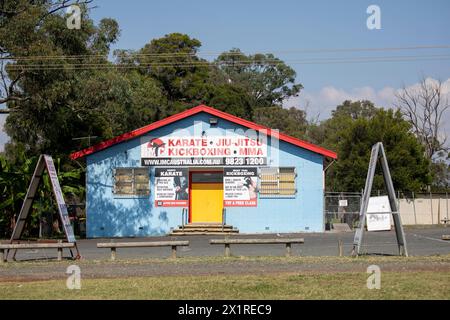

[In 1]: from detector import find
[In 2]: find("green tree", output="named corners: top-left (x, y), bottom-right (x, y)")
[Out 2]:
top-left (253, 106), bottom-right (308, 140)
top-left (332, 100), bottom-right (378, 120)
top-left (186, 82), bottom-right (254, 119)
top-left (1, 1), bottom-right (168, 157)
top-left (1, 1), bottom-right (100, 107)
top-left (216, 49), bottom-right (303, 108)
top-left (118, 32), bottom-right (211, 111)
top-left (326, 108), bottom-right (431, 192)
top-left (66, 69), bottom-right (167, 143)
top-left (430, 153), bottom-right (450, 192)
top-left (309, 100), bottom-right (378, 151)
top-left (120, 34), bottom-right (303, 119)
top-left (2, 1), bottom-right (118, 154)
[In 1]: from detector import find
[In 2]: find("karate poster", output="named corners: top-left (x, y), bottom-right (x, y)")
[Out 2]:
top-left (154, 168), bottom-right (189, 207)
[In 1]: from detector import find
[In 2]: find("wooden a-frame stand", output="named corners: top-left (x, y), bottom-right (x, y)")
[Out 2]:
top-left (351, 142), bottom-right (408, 257)
top-left (8, 154), bottom-right (81, 260)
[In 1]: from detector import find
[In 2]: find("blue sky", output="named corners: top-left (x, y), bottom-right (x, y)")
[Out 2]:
top-left (92, 0), bottom-right (450, 138)
top-left (1, 0), bottom-right (450, 150)
top-left (88, 0), bottom-right (450, 90)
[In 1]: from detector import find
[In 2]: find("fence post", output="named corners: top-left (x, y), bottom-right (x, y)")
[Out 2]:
top-left (430, 191), bottom-right (434, 225)
top-left (182, 208), bottom-right (185, 231)
top-left (438, 197), bottom-right (441, 225)
top-left (447, 192), bottom-right (449, 223)
top-left (222, 208), bottom-right (226, 232)
top-left (224, 243), bottom-right (231, 257)
top-left (171, 246), bottom-right (177, 259)
top-left (57, 240), bottom-right (63, 261)
top-left (359, 191), bottom-right (363, 229)
top-left (412, 192), bottom-right (417, 225)
top-left (110, 239), bottom-right (116, 261)
top-left (285, 243), bottom-right (292, 257)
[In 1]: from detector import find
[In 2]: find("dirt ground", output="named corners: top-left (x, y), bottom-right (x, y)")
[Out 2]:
top-left (1, 226), bottom-right (449, 283)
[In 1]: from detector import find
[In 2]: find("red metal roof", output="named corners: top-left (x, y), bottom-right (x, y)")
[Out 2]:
top-left (70, 105), bottom-right (337, 160)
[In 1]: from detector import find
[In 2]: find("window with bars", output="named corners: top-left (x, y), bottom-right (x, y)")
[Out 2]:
top-left (259, 167), bottom-right (297, 197)
top-left (113, 168), bottom-right (150, 196)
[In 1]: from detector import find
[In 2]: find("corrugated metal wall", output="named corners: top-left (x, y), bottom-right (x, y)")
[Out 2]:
top-left (399, 193), bottom-right (450, 225)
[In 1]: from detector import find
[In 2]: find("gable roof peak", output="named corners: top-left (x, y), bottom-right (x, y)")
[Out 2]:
top-left (70, 104), bottom-right (337, 160)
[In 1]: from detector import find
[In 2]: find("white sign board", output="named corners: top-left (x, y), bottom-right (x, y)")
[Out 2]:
top-left (339, 200), bottom-right (348, 207)
top-left (44, 155), bottom-right (77, 242)
top-left (141, 134), bottom-right (267, 166)
top-left (366, 196), bottom-right (392, 231)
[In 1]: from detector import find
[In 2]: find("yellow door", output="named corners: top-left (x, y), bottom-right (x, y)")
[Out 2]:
top-left (191, 183), bottom-right (223, 223)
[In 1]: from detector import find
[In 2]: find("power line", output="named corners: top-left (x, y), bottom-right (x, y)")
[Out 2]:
top-left (1, 44), bottom-right (450, 61)
top-left (7, 54), bottom-right (450, 71)
top-left (10, 53), bottom-right (450, 65)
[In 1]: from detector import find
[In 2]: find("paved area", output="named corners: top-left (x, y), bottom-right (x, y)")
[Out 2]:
top-left (1, 227), bottom-right (449, 282)
top-left (4, 226), bottom-right (450, 261)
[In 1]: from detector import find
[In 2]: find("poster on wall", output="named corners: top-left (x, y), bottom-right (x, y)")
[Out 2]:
top-left (154, 168), bottom-right (189, 207)
top-left (141, 135), bottom-right (267, 167)
top-left (223, 167), bottom-right (258, 207)
top-left (366, 196), bottom-right (392, 231)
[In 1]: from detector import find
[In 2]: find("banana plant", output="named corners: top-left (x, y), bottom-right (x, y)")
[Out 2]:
top-left (0, 154), bottom-right (37, 238)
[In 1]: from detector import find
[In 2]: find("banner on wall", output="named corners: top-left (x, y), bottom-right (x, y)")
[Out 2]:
top-left (223, 167), bottom-right (258, 207)
top-left (154, 168), bottom-right (189, 207)
top-left (141, 135), bottom-right (267, 166)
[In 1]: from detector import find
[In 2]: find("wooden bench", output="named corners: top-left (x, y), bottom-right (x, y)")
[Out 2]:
top-left (209, 238), bottom-right (305, 257)
top-left (0, 242), bottom-right (76, 263)
top-left (97, 240), bottom-right (190, 260)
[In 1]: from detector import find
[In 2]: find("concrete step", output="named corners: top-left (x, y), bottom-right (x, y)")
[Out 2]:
top-left (172, 228), bottom-right (239, 233)
top-left (170, 223), bottom-right (239, 236)
top-left (331, 223), bottom-right (352, 233)
top-left (170, 230), bottom-right (239, 236)
top-left (180, 224), bottom-right (234, 230)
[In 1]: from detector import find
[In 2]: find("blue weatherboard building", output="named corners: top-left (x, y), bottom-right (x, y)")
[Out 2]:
top-left (71, 105), bottom-right (337, 238)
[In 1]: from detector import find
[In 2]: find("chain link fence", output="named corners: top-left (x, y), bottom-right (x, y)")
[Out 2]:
top-left (324, 191), bottom-right (450, 230)
top-left (324, 192), bottom-right (362, 230)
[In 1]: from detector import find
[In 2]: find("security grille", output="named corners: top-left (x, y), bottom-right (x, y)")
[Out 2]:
top-left (324, 192), bottom-right (362, 230)
top-left (113, 168), bottom-right (150, 196)
top-left (259, 167), bottom-right (297, 197)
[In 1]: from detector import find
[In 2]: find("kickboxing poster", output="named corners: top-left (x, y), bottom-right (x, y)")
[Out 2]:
top-left (223, 167), bottom-right (258, 207)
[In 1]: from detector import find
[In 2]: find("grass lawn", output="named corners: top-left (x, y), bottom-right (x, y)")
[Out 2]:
top-left (1, 254), bottom-right (450, 268)
top-left (0, 270), bottom-right (449, 300)
top-left (1, 255), bottom-right (449, 299)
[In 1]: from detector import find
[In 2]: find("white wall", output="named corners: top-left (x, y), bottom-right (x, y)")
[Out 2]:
top-left (399, 195), bottom-right (450, 225)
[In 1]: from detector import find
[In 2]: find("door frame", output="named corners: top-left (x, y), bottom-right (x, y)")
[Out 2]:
top-left (188, 169), bottom-right (224, 223)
